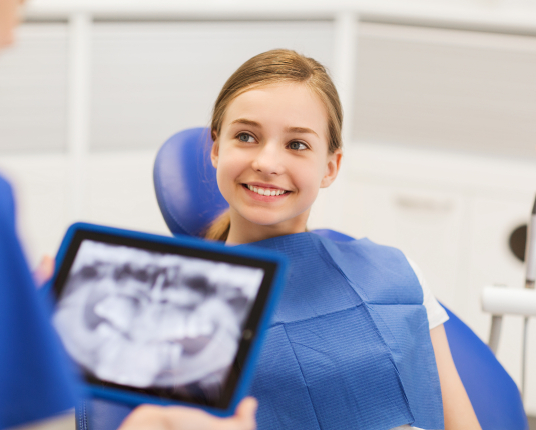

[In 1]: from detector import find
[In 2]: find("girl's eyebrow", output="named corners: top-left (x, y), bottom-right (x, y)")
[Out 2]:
top-left (286, 126), bottom-right (318, 137)
top-left (230, 119), bottom-right (319, 137)
top-left (230, 118), bottom-right (260, 127)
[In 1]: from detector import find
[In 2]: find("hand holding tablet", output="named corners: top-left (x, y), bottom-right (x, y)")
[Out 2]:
top-left (47, 223), bottom-right (287, 416)
top-left (118, 397), bottom-right (257, 430)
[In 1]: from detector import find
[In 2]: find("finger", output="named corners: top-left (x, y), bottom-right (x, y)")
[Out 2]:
top-left (34, 255), bottom-right (55, 288)
top-left (227, 397), bottom-right (257, 430)
top-left (119, 405), bottom-right (169, 430)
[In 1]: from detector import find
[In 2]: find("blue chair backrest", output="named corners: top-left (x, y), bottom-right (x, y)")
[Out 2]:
top-left (153, 127), bottom-right (228, 237)
top-left (442, 307), bottom-right (527, 430)
top-left (81, 127), bottom-right (528, 430)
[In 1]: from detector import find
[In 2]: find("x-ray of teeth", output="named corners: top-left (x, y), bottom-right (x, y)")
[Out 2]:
top-left (53, 239), bottom-right (264, 397)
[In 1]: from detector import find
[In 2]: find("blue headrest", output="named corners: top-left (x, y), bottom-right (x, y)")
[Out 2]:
top-left (153, 127), bottom-right (229, 237)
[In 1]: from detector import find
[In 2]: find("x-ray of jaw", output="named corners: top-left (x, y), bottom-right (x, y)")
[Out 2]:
top-left (53, 240), bottom-right (264, 397)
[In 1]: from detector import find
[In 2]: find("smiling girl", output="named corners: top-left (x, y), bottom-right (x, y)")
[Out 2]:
top-left (206, 49), bottom-right (481, 430)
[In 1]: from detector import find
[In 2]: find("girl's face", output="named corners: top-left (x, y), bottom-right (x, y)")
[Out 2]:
top-left (211, 83), bottom-right (342, 244)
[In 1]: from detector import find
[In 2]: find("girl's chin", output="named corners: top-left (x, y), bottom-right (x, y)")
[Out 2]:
top-left (239, 213), bottom-right (306, 231)
top-left (243, 217), bottom-right (286, 228)
top-left (230, 204), bottom-right (311, 232)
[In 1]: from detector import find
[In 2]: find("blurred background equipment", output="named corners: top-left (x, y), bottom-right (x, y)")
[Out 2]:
top-left (1, 0), bottom-right (536, 423)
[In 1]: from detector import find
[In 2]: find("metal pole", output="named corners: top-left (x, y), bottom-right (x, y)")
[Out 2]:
top-left (521, 197), bottom-right (536, 401)
top-left (488, 315), bottom-right (502, 355)
top-left (333, 10), bottom-right (358, 146)
top-left (521, 316), bottom-right (529, 401)
top-left (67, 12), bottom-right (92, 223)
top-left (323, 11), bottom-right (358, 229)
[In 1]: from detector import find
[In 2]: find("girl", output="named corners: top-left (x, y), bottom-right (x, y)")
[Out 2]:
top-left (206, 49), bottom-right (481, 430)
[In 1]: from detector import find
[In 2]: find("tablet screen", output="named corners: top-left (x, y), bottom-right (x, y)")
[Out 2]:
top-left (52, 230), bottom-right (277, 409)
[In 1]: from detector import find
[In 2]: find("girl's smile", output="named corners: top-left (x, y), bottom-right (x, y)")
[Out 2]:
top-left (242, 183), bottom-right (290, 200)
top-left (211, 82), bottom-right (342, 244)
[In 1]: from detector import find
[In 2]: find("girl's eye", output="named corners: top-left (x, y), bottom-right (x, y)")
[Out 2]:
top-left (237, 133), bottom-right (255, 143)
top-left (288, 141), bottom-right (308, 151)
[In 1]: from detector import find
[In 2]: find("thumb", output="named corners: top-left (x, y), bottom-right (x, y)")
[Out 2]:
top-left (227, 397), bottom-right (257, 430)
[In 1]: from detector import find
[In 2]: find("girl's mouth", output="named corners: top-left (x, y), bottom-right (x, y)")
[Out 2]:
top-left (242, 184), bottom-right (289, 197)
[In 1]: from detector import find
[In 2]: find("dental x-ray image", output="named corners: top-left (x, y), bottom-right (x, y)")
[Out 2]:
top-left (53, 239), bottom-right (265, 403)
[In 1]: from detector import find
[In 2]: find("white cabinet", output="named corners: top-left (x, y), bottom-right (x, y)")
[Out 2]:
top-left (85, 151), bottom-right (169, 234)
top-left (0, 23), bottom-right (68, 153)
top-left (339, 180), bottom-right (465, 311)
top-left (0, 155), bottom-right (69, 265)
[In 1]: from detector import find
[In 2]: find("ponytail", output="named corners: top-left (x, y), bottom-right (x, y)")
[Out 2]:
top-left (204, 210), bottom-right (230, 242)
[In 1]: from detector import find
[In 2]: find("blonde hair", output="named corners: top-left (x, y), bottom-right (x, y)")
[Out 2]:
top-left (205, 49), bottom-right (343, 241)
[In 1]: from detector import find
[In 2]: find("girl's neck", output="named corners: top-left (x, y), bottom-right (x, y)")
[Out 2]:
top-left (225, 209), bottom-right (310, 245)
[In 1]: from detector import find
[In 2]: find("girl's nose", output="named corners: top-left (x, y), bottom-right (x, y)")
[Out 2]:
top-left (251, 142), bottom-right (284, 175)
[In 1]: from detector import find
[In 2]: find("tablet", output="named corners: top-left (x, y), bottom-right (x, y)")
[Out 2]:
top-left (49, 222), bottom-right (287, 415)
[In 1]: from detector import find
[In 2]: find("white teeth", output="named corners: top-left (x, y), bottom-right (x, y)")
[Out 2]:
top-left (247, 184), bottom-right (286, 196)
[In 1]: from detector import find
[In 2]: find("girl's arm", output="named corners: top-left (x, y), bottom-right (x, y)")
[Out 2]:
top-left (430, 324), bottom-right (482, 430)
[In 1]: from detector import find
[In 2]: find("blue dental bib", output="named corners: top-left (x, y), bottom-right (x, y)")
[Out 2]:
top-left (243, 232), bottom-right (443, 430)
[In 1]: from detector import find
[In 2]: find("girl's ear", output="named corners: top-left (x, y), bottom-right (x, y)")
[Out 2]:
top-left (320, 149), bottom-right (342, 188)
top-left (210, 139), bottom-right (219, 168)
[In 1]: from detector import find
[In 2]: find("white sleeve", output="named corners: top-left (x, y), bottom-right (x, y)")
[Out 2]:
top-left (406, 257), bottom-right (449, 330)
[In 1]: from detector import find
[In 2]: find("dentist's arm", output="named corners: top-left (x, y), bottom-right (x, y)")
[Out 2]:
top-left (118, 397), bottom-right (257, 430)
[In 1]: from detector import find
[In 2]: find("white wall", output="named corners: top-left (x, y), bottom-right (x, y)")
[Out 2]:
top-left (1, 0), bottom-right (536, 415)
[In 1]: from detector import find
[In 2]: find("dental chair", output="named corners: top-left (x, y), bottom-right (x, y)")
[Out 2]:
top-left (80, 127), bottom-right (528, 430)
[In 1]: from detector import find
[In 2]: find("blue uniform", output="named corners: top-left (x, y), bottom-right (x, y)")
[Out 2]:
top-left (0, 175), bottom-right (78, 429)
top-left (243, 232), bottom-right (444, 430)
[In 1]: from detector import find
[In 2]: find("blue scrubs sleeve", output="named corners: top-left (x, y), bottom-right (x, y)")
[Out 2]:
top-left (0, 175), bottom-right (79, 430)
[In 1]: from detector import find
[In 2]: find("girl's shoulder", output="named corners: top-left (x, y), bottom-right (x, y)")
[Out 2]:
top-left (314, 232), bottom-right (449, 327)
top-left (311, 231), bottom-right (409, 271)
top-left (311, 232), bottom-right (424, 304)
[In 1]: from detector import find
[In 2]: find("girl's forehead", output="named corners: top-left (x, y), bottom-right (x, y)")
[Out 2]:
top-left (232, 82), bottom-right (322, 110)
top-left (223, 83), bottom-right (329, 136)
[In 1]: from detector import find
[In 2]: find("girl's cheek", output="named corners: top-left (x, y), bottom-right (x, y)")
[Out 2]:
top-left (221, 149), bottom-right (250, 170)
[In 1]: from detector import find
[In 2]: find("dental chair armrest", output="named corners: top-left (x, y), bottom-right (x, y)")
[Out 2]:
top-left (481, 285), bottom-right (536, 317)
